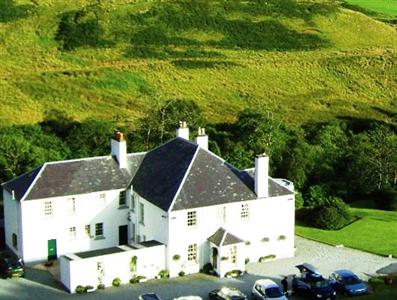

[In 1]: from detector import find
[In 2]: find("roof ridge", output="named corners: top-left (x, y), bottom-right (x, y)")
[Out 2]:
top-left (220, 228), bottom-right (227, 246)
top-left (167, 144), bottom-right (200, 212)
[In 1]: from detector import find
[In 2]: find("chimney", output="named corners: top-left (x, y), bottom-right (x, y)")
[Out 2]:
top-left (195, 127), bottom-right (208, 150)
top-left (176, 121), bottom-right (189, 140)
top-left (111, 130), bottom-right (127, 168)
top-left (255, 153), bottom-right (269, 198)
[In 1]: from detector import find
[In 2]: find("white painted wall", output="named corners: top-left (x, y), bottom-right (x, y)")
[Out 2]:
top-left (20, 189), bottom-right (131, 262)
top-left (3, 190), bottom-right (23, 258)
top-left (60, 244), bottom-right (166, 293)
top-left (167, 191), bottom-right (295, 276)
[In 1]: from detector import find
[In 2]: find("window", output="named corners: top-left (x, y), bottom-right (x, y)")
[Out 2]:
top-left (139, 203), bottom-right (145, 225)
top-left (187, 243), bottom-right (197, 262)
top-left (67, 198), bottom-right (75, 214)
top-left (131, 223), bottom-right (136, 241)
top-left (85, 225), bottom-right (91, 237)
top-left (217, 206), bottom-right (226, 223)
top-left (187, 211), bottom-right (197, 226)
top-left (95, 223), bottom-right (104, 237)
top-left (69, 227), bottom-right (76, 238)
top-left (44, 201), bottom-right (53, 216)
top-left (230, 246), bottom-right (237, 263)
top-left (241, 204), bottom-right (249, 219)
top-left (142, 235), bottom-right (146, 242)
top-left (119, 191), bottom-right (126, 207)
top-left (131, 192), bottom-right (136, 212)
top-left (12, 233), bottom-right (17, 250)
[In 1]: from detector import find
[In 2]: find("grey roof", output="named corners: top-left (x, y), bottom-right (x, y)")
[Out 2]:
top-left (139, 240), bottom-right (164, 247)
top-left (132, 138), bottom-right (198, 211)
top-left (75, 246), bottom-right (125, 259)
top-left (208, 227), bottom-right (244, 246)
top-left (2, 154), bottom-right (145, 201)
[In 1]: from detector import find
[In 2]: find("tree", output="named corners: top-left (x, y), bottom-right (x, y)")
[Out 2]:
top-left (310, 197), bottom-right (352, 230)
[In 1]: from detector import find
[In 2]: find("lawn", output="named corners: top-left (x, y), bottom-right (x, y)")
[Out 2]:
top-left (361, 277), bottom-right (397, 300)
top-left (296, 207), bottom-right (397, 257)
top-left (344, 0), bottom-right (397, 20)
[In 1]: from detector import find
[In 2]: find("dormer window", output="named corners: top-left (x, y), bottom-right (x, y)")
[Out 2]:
top-left (187, 211), bottom-right (197, 227)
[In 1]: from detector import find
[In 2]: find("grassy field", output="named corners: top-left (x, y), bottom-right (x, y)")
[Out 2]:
top-left (296, 206), bottom-right (397, 257)
top-left (0, 0), bottom-right (397, 127)
top-left (344, 0), bottom-right (397, 20)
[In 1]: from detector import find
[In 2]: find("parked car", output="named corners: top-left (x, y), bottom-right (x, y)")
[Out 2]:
top-left (252, 279), bottom-right (288, 300)
top-left (209, 287), bottom-right (247, 300)
top-left (139, 293), bottom-right (162, 300)
top-left (292, 263), bottom-right (336, 300)
top-left (0, 256), bottom-right (25, 278)
top-left (174, 297), bottom-right (203, 300)
top-left (329, 269), bottom-right (369, 296)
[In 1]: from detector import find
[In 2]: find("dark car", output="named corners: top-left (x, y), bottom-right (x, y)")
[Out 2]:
top-left (0, 256), bottom-right (25, 278)
top-left (292, 263), bottom-right (336, 300)
top-left (139, 293), bottom-right (162, 300)
top-left (329, 269), bottom-right (369, 296)
top-left (209, 287), bottom-right (247, 300)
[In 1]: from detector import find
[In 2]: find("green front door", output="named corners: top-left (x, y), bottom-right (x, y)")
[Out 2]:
top-left (47, 239), bottom-right (57, 260)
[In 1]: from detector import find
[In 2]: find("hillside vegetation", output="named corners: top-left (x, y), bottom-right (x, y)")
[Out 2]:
top-left (0, 0), bottom-right (397, 126)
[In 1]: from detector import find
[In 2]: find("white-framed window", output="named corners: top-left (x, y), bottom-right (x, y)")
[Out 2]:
top-left (217, 206), bottom-right (226, 223)
top-left (44, 201), bottom-right (53, 216)
top-left (67, 198), bottom-right (76, 214)
top-left (139, 203), bottom-right (145, 225)
top-left (12, 233), bottom-right (17, 250)
top-left (241, 204), bottom-right (249, 219)
top-left (69, 226), bottom-right (76, 238)
top-left (85, 224), bottom-right (91, 237)
top-left (131, 223), bottom-right (136, 241)
top-left (188, 243), bottom-right (197, 262)
top-left (187, 210), bottom-right (197, 226)
top-left (230, 245), bottom-right (237, 263)
top-left (119, 190), bottom-right (126, 207)
top-left (95, 223), bottom-right (104, 237)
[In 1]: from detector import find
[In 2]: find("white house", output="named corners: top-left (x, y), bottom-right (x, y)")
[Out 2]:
top-left (2, 123), bottom-right (295, 291)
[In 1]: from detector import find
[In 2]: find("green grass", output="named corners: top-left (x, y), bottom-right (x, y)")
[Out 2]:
top-left (0, 0), bottom-right (397, 126)
top-left (361, 277), bottom-right (397, 300)
top-left (296, 206), bottom-right (397, 257)
top-left (344, 0), bottom-right (397, 20)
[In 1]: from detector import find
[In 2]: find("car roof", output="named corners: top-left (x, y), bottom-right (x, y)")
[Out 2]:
top-left (140, 293), bottom-right (162, 300)
top-left (334, 269), bottom-right (356, 277)
top-left (174, 297), bottom-right (203, 300)
top-left (218, 287), bottom-right (244, 296)
top-left (254, 279), bottom-right (279, 288)
top-left (296, 263), bottom-right (321, 274)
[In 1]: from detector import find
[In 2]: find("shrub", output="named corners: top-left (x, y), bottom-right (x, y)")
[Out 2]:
top-left (173, 254), bottom-right (180, 261)
top-left (372, 189), bottom-right (397, 211)
top-left (75, 285), bottom-right (86, 294)
top-left (311, 197), bottom-right (352, 230)
top-left (112, 277), bottom-right (121, 287)
top-left (295, 191), bottom-right (304, 209)
top-left (221, 256), bottom-right (228, 261)
top-left (158, 269), bottom-right (169, 278)
top-left (178, 271), bottom-right (185, 277)
top-left (245, 258), bottom-right (250, 264)
top-left (130, 275), bottom-right (146, 284)
top-left (200, 263), bottom-right (214, 275)
top-left (259, 255), bottom-right (276, 263)
top-left (224, 269), bottom-right (242, 278)
top-left (305, 185), bottom-right (329, 207)
top-left (97, 283), bottom-right (105, 290)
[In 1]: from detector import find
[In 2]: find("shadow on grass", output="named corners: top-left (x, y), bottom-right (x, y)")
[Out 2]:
top-left (0, 0), bottom-right (35, 23)
top-left (171, 59), bottom-right (240, 69)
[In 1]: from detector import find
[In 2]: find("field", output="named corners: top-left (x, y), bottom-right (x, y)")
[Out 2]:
top-left (0, 0), bottom-right (397, 127)
top-left (296, 206), bottom-right (397, 257)
top-left (344, 0), bottom-right (397, 20)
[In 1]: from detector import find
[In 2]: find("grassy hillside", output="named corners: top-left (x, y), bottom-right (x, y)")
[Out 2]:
top-left (344, 0), bottom-right (397, 20)
top-left (1, 0), bottom-right (397, 126)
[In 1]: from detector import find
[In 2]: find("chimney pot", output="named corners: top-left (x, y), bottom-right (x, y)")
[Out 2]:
top-left (176, 121), bottom-right (190, 140)
top-left (111, 130), bottom-right (127, 168)
top-left (195, 127), bottom-right (208, 150)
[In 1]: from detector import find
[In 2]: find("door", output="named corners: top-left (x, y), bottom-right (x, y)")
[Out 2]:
top-left (212, 247), bottom-right (218, 269)
top-left (119, 225), bottom-right (128, 245)
top-left (47, 239), bottom-right (57, 260)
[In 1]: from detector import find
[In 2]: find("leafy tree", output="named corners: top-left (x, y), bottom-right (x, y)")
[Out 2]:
top-left (305, 184), bottom-right (329, 207)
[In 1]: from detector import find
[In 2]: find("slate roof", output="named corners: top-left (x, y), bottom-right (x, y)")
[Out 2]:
top-left (132, 138), bottom-right (198, 211)
top-left (208, 227), bottom-right (244, 246)
top-left (2, 154), bottom-right (145, 201)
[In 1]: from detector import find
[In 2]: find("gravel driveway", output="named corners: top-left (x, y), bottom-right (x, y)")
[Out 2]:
top-left (0, 236), bottom-right (395, 299)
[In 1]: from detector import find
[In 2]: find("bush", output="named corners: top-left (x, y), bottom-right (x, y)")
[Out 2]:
top-left (75, 285), bottom-right (86, 294)
top-left (158, 269), bottom-right (169, 278)
top-left (305, 185), bottom-right (329, 207)
top-left (97, 283), bottom-right (105, 290)
top-left (311, 197), bottom-right (352, 230)
top-left (295, 191), bottom-right (304, 209)
top-left (224, 269), bottom-right (242, 278)
top-left (259, 255), bottom-right (276, 262)
top-left (372, 189), bottom-right (397, 211)
top-left (172, 254), bottom-right (180, 261)
top-left (112, 277), bottom-right (121, 287)
top-left (129, 275), bottom-right (146, 284)
top-left (200, 263), bottom-right (214, 275)
top-left (178, 271), bottom-right (185, 277)
top-left (245, 258), bottom-right (250, 264)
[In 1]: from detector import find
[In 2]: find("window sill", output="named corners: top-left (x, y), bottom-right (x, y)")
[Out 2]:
top-left (94, 236), bottom-right (105, 240)
top-left (118, 205), bottom-right (129, 210)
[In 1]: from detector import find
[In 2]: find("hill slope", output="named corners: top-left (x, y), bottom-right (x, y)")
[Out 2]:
top-left (1, 0), bottom-right (397, 126)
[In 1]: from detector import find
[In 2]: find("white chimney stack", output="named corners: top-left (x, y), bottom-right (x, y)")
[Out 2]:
top-left (255, 153), bottom-right (269, 198)
top-left (111, 130), bottom-right (127, 168)
top-left (176, 121), bottom-right (189, 140)
top-left (195, 127), bottom-right (208, 150)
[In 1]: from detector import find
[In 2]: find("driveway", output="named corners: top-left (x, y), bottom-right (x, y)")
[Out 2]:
top-left (0, 236), bottom-right (395, 300)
